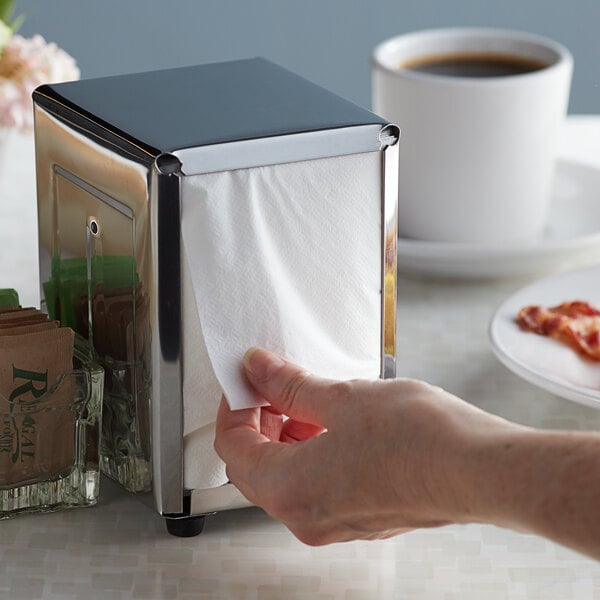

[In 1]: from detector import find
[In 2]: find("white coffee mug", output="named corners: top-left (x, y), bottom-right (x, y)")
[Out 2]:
top-left (372, 28), bottom-right (573, 244)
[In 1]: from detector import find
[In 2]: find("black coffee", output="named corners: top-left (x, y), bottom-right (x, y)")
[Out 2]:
top-left (401, 52), bottom-right (548, 77)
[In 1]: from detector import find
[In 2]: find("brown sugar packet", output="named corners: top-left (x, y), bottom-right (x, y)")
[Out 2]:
top-left (92, 287), bottom-right (134, 361)
top-left (0, 309), bottom-right (50, 329)
top-left (0, 327), bottom-right (75, 486)
top-left (0, 308), bottom-right (49, 325)
top-left (0, 319), bottom-right (51, 330)
top-left (0, 322), bottom-right (51, 332)
top-left (0, 307), bottom-right (41, 317)
top-left (0, 306), bottom-right (22, 314)
top-left (0, 321), bottom-right (59, 336)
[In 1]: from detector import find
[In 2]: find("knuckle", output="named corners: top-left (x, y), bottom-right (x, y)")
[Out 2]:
top-left (394, 378), bottom-right (430, 396)
top-left (327, 380), bottom-right (354, 401)
top-left (279, 369), bottom-right (311, 412)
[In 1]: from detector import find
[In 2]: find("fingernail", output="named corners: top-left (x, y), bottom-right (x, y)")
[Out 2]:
top-left (243, 348), bottom-right (286, 381)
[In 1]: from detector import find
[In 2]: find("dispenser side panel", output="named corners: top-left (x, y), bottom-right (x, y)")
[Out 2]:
top-left (34, 105), bottom-right (155, 495)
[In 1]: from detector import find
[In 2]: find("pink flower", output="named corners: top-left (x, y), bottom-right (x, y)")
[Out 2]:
top-left (0, 34), bottom-right (80, 129)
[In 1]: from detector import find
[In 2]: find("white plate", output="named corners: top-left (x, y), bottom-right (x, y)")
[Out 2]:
top-left (397, 160), bottom-right (600, 279)
top-left (489, 264), bottom-right (600, 409)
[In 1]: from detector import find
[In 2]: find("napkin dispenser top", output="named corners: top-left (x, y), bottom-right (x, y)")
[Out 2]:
top-left (33, 58), bottom-right (399, 534)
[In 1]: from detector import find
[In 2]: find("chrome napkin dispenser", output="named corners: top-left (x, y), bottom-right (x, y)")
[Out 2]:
top-left (33, 58), bottom-right (399, 536)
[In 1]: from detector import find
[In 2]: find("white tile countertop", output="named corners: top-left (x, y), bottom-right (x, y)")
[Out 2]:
top-left (2, 117), bottom-right (600, 599)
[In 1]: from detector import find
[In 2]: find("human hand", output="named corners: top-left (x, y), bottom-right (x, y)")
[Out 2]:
top-left (214, 348), bottom-right (517, 545)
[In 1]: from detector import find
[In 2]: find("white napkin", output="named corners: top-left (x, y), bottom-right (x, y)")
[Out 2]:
top-left (183, 422), bottom-right (227, 490)
top-left (180, 151), bottom-right (382, 489)
top-left (181, 256), bottom-right (227, 488)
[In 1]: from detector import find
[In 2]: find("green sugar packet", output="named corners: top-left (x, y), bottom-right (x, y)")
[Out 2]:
top-left (43, 255), bottom-right (139, 330)
top-left (0, 289), bottom-right (19, 307)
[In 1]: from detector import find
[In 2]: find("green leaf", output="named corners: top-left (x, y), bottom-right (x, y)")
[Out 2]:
top-left (9, 11), bottom-right (24, 33)
top-left (0, 18), bottom-right (11, 52)
top-left (0, 0), bottom-right (14, 24)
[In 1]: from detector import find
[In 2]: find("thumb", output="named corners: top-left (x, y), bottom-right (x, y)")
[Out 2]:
top-left (243, 347), bottom-right (339, 426)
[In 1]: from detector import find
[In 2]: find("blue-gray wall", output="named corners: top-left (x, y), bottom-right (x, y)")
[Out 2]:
top-left (15, 0), bottom-right (600, 114)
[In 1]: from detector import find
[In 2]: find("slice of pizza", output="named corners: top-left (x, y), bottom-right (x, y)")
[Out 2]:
top-left (517, 300), bottom-right (600, 361)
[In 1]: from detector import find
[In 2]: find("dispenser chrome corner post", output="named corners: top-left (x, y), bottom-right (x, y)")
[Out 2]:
top-left (150, 153), bottom-right (186, 516)
top-left (379, 124), bottom-right (400, 380)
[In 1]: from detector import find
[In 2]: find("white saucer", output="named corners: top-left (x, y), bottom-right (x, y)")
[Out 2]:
top-left (397, 159), bottom-right (600, 279)
top-left (489, 264), bottom-right (600, 409)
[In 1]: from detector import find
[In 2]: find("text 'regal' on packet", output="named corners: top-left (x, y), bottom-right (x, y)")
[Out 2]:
top-left (0, 314), bottom-right (75, 487)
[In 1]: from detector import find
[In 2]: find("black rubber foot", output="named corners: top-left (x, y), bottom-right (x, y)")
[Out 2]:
top-left (165, 515), bottom-right (205, 537)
